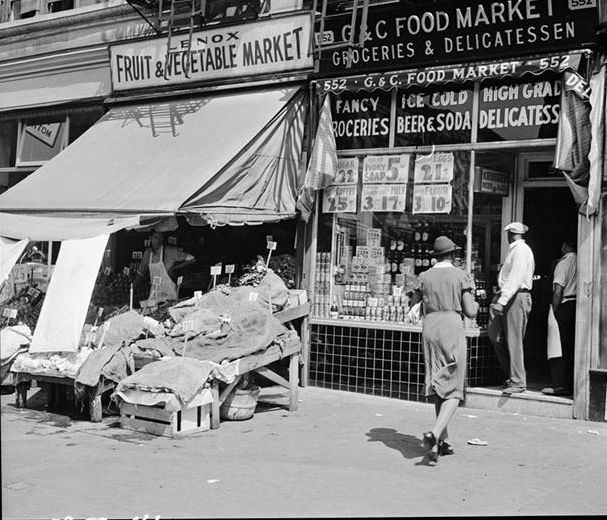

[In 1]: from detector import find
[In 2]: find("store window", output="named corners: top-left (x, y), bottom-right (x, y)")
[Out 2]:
top-left (314, 150), bottom-right (479, 323)
top-left (16, 116), bottom-right (68, 166)
top-left (0, 121), bottom-right (18, 168)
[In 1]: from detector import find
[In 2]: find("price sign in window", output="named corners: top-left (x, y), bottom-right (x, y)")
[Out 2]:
top-left (322, 185), bottom-right (358, 213)
top-left (413, 152), bottom-right (454, 183)
top-left (412, 184), bottom-right (452, 214)
top-left (360, 184), bottom-right (407, 213)
top-left (334, 157), bottom-right (360, 185)
top-left (363, 155), bottom-right (410, 184)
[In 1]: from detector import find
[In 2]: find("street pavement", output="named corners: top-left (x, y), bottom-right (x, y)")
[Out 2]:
top-left (2, 384), bottom-right (607, 519)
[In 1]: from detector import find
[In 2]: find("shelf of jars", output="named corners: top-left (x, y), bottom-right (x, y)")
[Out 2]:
top-left (311, 218), bottom-right (492, 336)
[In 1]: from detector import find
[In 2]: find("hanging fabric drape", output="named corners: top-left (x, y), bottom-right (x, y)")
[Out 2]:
top-left (587, 58), bottom-right (606, 216)
top-left (0, 237), bottom-right (28, 284)
top-left (296, 94), bottom-right (338, 221)
top-left (29, 234), bottom-right (109, 353)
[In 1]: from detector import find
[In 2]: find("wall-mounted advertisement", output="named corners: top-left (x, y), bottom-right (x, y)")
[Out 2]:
top-left (17, 122), bottom-right (66, 165)
top-left (477, 74), bottom-right (561, 141)
top-left (395, 86), bottom-right (473, 146)
top-left (318, 0), bottom-right (598, 74)
top-left (110, 13), bottom-right (313, 90)
top-left (362, 154), bottom-right (410, 183)
top-left (330, 90), bottom-right (391, 150)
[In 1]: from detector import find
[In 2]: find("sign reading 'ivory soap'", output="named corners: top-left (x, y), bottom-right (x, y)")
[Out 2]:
top-left (110, 14), bottom-right (312, 90)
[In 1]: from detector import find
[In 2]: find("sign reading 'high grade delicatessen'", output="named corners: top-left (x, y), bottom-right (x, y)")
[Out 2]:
top-left (110, 14), bottom-right (312, 90)
top-left (319, 0), bottom-right (597, 74)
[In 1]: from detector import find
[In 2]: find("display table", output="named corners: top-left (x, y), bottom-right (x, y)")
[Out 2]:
top-left (14, 372), bottom-right (114, 422)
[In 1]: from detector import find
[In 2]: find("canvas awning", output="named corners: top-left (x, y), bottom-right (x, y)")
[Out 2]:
top-left (0, 86), bottom-right (307, 226)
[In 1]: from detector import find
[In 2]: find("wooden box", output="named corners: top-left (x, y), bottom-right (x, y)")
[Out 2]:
top-left (119, 400), bottom-right (211, 437)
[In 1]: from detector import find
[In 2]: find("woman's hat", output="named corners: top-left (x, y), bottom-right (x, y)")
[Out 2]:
top-left (430, 236), bottom-right (461, 256)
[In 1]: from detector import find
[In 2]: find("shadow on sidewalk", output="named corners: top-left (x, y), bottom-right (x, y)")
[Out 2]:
top-left (366, 427), bottom-right (428, 461)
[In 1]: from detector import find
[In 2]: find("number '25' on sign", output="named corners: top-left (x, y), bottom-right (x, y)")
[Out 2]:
top-left (322, 185), bottom-right (358, 213)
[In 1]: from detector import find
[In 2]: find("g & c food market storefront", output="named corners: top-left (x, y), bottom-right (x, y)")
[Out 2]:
top-left (304, 0), bottom-right (605, 420)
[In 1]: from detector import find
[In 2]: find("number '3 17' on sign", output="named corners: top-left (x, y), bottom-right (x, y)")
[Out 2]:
top-left (412, 184), bottom-right (452, 214)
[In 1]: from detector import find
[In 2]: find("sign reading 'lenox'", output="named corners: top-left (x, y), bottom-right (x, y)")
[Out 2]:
top-left (110, 14), bottom-right (313, 91)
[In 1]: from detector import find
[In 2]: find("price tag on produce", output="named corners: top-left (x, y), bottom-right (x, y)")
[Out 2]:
top-left (210, 265), bottom-right (222, 276)
top-left (360, 184), bottom-right (407, 213)
top-left (97, 307), bottom-right (104, 318)
top-left (413, 152), bottom-right (454, 183)
top-left (123, 267), bottom-right (130, 276)
top-left (266, 241), bottom-right (277, 251)
top-left (249, 292), bottom-right (259, 302)
top-left (104, 267), bottom-right (112, 275)
top-left (194, 290), bottom-right (202, 300)
top-left (333, 157), bottom-right (360, 185)
top-left (412, 184), bottom-right (452, 214)
top-left (132, 251), bottom-right (143, 260)
top-left (363, 155), bottom-right (410, 184)
top-left (104, 249), bottom-right (111, 258)
top-left (177, 276), bottom-right (183, 285)
top-left (2, 308), bottom-right (17, 319)
top-left (225, 264), bottom-right (235, 274)
top-left (322, 185), bottom-right (358, 213)
top-left (85, 331), bottom-right (96, 345)
top-left (266, 235), bottom-right (274, 243)
top-left (182, 320), bottom-right (194, 332)
top-left (152, 276), bottom-right (162, 287)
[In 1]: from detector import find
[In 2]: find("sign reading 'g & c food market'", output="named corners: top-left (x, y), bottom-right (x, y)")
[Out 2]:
top-left (319, 0), bottom-right (597, 74)
top-left (110, 14), bottom-right (312, 90)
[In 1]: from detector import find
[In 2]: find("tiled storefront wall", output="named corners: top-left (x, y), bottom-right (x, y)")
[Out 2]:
top-left (309, 324), bottom-right (502, 401)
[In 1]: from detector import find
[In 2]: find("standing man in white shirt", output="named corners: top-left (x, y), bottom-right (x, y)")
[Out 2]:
top-left (543, 237), bottom-right (577, 396)
top-left (490, 222), bottom-right (535, 394)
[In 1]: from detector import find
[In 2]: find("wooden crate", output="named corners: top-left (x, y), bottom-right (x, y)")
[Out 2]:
top-left (119, 401), bottom-right (211, 437)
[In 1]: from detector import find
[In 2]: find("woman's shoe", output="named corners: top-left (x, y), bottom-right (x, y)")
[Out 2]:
top-left (422, 431), bottom-right (439, 462)
top-left (438, 441), bottom-right (454, 456)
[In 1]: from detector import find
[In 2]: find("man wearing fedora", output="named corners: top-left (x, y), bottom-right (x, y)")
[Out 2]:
top-left (490, 222), bottom-right (535, 394)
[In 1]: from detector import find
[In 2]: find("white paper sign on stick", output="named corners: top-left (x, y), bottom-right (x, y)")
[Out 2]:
top-left (152, 276), bottom-right (162, 287)
top-left (267, 241), bottom-right (277, 251)
top-left (210, 265), bottom-right (222, 276)
top-left (225, 264), bottom-right (235, 274)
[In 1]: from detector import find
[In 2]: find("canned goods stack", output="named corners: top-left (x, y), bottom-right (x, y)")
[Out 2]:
top-left (313, 252), bottom-right (331, 318)
top-left (365, 294), bottom-right (411, 323)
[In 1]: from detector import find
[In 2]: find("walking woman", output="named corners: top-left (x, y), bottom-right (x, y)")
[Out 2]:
top-left (418, 236), bottom-right (478, 463)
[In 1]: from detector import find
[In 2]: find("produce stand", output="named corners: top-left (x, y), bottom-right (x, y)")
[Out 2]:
top-left (13, 372), bottom-right (114, 421)
top-left (209, 302), bottom-right (309, 430)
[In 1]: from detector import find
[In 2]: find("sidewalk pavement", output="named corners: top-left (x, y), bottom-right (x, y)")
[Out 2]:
top-left (2, 384), bottom-right (607, 519)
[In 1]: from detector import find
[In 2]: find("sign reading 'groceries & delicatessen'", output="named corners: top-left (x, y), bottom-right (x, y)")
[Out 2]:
top-left (110, 14), bottom-right (313, 90)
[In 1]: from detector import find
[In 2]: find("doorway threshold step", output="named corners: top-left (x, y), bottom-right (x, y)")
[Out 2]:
top-left (464, 386), bottom-right (573, 419)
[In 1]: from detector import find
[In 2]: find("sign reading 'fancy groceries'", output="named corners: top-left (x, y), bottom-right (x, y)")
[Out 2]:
top-left (110, 14), bottom-right (313, 90)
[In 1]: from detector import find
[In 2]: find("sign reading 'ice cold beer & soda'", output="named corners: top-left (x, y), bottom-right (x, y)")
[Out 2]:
top-left (330, 91), bottom-right (391, 150)
top-left (109, 14), bottom-right (312, 90)
top-left (478, 75), bottom-right (561, 141)
top-left (318, 0), bottom-right (598, 74)
top-left (395, 87), bottom-right (473, 146)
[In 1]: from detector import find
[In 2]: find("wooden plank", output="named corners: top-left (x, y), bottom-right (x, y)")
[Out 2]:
top-left (210, 383), bottom-right (220, 430)
top-left (218, 376), bottom-right (242, 406)
top-left (235, 340), bottom-right (301, 375)
top-left (120, 402), bottom-right (173, 423)
top-left (289, 352), bottom-right (299, 412)
top-left (254, 367), bottom-right (289, 389)
top-left (274, 303), bottom-right (310, 324)
top-left (120, 416), bottom-right (174, 438)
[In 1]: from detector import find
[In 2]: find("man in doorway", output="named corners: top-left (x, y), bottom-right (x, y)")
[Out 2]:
top-left (490, 222), bottom-right (535, 394)
top-left (543, 237), bottom-right (577, 396)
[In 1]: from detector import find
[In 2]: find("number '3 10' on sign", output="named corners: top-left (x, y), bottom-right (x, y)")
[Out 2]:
top-left (412, 184), bottom-right (452, 214)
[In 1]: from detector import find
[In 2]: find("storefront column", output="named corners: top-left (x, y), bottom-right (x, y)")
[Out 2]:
top-left (574, 211), bottom-right (602, 419)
